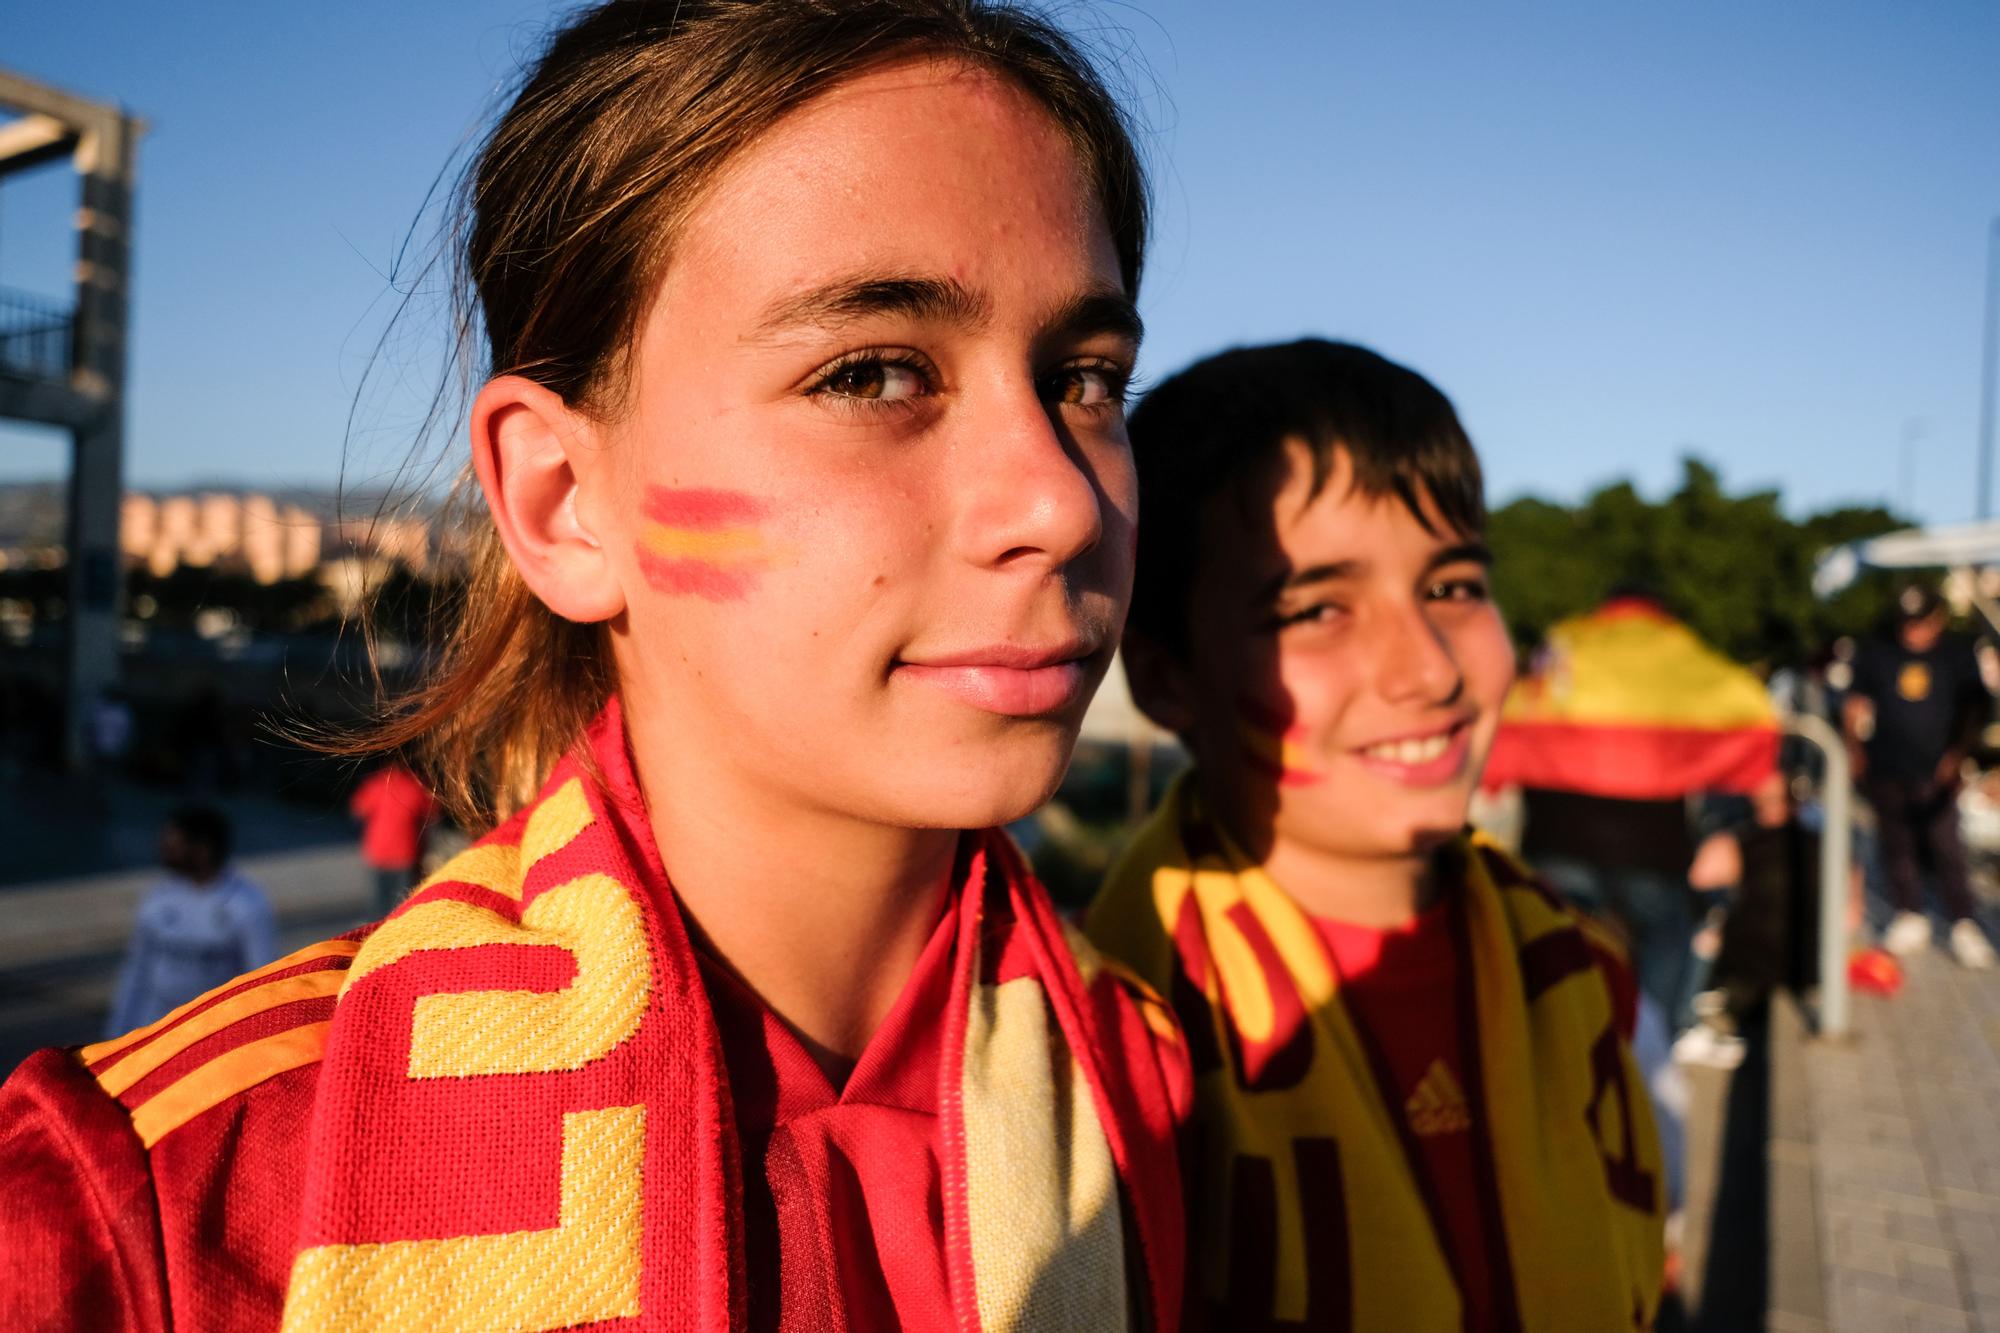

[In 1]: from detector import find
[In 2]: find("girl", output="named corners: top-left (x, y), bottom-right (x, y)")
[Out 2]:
top-left (0, 4), bottom-right (1189, 1329)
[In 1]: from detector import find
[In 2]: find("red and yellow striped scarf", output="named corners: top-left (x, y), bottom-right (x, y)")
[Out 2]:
top-left (1087, 777), bottom-right (1665, 1331)
top-left (274, 700), bottom-right (1188, 1332)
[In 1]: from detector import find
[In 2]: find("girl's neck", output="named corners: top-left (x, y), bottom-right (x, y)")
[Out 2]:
top-left (630, 735), bottom-right (960, 1079)
top-left (1261, 837), bottom-right (1444, 930)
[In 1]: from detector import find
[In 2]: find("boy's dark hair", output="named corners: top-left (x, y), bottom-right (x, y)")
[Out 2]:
top-left (1127, 338), bottom-right (1486, 655)
top-left (167, 804), bottom-right (233, 866)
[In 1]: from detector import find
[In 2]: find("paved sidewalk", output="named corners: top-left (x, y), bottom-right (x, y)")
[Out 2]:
top-left (1799, 946), bottom-right (2000, 1332)
top-left (0, 844), bottom-right (374, 1075)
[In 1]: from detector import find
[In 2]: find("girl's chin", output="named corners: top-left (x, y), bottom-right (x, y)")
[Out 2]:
top-left (872, 752), bottom-right (1071, 831)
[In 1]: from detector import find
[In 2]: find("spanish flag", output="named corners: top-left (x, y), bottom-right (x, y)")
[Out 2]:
top-left (1482, 597), bottom-right (1778, 800)
top-left (636, 486), bottom-right (773, 601)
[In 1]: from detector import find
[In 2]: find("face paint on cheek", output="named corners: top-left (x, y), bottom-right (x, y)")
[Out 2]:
top-left (1236, 694), bottom-right (1325, 787)
top-left (634, 486), bottom-right (784, 602)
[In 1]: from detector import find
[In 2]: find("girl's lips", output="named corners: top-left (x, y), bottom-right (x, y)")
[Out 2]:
top-left (1350, 723), bottom-right (1474, 787)
top-left (894, 660), bottom-right (1087, 717)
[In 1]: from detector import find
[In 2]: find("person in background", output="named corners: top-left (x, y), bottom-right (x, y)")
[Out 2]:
top-left (348, 761), bottom-right (439, 915)
top-left (1091, 339), bottom-right (1664, 1330)
top-left (1845, 583), bottom-right (1997, 969)
top-left (105, 804), bottom-right (278, 1035)
top-left (1522, 781), bottom-right (1698, 1029)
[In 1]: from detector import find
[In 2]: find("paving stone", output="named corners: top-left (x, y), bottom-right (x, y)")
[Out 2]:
top-left (1803, 947), bottom-right (2000, 1333)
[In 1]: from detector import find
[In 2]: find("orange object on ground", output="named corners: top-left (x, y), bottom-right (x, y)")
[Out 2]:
top-left (1848, 947), bottom-right (1905, 996)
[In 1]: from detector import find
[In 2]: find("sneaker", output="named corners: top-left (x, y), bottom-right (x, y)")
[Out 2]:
top-left (1950, 919), bottom-right (1996, 970)
top-left (1883, 910), bottom-right (1932, 956)
top-left (1671, 1024), bottom-right (1747, 1070)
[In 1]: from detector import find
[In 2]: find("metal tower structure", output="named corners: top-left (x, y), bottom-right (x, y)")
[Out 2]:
top-left (0, 70), bottom-right (143, 771)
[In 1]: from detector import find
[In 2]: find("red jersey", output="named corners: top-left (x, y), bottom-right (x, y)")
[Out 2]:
top-left (1314, 887), bottom-right (1643, 1332)
top-left (348, 765), bottom-right (439, 871)
top-left (1315, 896), bottom-right (1502, 1330)
top-left (0, 699), bottom-right (1192, 1331)
top-left (697, 890), bottom-right (957, 1331)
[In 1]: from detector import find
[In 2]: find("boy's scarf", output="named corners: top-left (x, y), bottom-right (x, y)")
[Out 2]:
top-left (1086, 777), bottom-right (1665, 1331)
top-left (277, 699), bottom-right (1185, 1332)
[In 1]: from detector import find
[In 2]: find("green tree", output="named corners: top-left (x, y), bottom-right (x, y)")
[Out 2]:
top-left (1488, 456), bottom-right (1909, 666)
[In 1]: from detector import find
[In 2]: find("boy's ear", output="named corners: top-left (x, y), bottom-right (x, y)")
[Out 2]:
top-left (470, 375), bottom-right (625, 624)
top-left (1119, 626), bottom-right (1198, 738)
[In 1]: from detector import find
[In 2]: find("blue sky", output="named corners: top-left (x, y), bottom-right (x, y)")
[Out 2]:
top-left (3, 1), bottom-right (1996, 526)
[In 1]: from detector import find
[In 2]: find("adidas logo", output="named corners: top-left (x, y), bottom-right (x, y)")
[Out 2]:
top-left (1406, 1057), bottom-right (1472, 1136)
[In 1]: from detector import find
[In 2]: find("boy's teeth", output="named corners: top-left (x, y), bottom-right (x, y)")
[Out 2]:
top-left (1366, 734), bottom-right (1450, 764)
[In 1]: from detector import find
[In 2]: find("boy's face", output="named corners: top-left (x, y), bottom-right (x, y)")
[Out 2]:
top-left (1136, 442), bottom-right (1515, 871)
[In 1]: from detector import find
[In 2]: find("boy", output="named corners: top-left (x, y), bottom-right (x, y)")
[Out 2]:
top-left (106, 804), bottom-right (279, 1034)
top-left (1089, 340), bottom-right (1665, 1329)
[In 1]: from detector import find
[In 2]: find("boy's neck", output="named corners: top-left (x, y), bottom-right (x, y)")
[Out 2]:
top-left (628, 733), bottom-right (958, 1082)
top-left (1260, 836), bottom-right (1445, 930)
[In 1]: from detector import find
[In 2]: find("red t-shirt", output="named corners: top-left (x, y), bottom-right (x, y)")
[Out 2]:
top-left (348, 767), bottom-right (439, 870)
top-left (696, 892), bottom-right (958, 1333)
top-left (1314, 895), bottom-right (1505, 1333)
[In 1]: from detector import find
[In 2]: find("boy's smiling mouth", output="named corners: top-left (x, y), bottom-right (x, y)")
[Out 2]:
top-left (1350, 718), bottom-right (1476, 786)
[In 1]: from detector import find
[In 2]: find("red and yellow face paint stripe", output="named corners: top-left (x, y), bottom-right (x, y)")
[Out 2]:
top-left (635, 486), bottom-right (780, 602)
top-left (1237, 695), bottom-right (1324, 787)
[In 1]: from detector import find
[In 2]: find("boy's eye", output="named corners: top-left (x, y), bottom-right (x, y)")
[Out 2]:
top-left (813, 357), bottom-right (929, 402)
top-left (1272, 601), bottom-right (1345, 632)
top-left (1427, 576), bottom-right (1490, 603)
top-left (1043, 363), bottom-right (1129, 407)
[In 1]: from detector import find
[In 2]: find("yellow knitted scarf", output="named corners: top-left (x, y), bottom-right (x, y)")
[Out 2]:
top-left (1086, 777), bottom-right (1665, 1330)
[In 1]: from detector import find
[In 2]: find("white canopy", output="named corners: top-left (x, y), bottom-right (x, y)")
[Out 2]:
top-left (1813, 520), bottom-right (2000, 597)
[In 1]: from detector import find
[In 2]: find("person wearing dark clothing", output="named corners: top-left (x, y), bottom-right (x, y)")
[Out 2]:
top-left (1521, 787), bottom-right (1696, 1023)
top-left (1714, 775), bottom-right (1821, 1010)
top-left (1845, 584), bottom-right (1996, 969)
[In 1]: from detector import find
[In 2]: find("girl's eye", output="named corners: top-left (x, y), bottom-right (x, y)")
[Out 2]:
top-left (813, 357), bottom-right (929, 402)
top-left (1044, 364), bottom-right (1129, 408)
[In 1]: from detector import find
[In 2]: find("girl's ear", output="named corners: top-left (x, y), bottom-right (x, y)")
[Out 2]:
top-left (470, 375), bottom-right (626, 624)
top-left (1119, 627), bottom-right (1198, 738)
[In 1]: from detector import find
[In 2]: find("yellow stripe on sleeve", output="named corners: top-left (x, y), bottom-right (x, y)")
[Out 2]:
top-left (80, 939), bottom-right (360, 1067)
top-left (129, 1020), bottom-right (333, 1148)
top-left (92, 967), bottom-right (349, 1098)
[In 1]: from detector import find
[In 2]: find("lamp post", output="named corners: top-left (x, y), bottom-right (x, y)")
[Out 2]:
top-left (1980, 217), bottom-right (1999, 520)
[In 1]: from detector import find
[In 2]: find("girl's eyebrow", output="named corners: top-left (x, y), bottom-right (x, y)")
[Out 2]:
top-left (1042, 289), bottom-right (1144, 347)
top-left (750, 273), bottom-right (1142, 346)
top-left (754, 273), bottom-right (990, 338)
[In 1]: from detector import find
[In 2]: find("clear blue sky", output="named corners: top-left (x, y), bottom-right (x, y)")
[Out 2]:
top-left (4, 1), bottom-right (1996, 526)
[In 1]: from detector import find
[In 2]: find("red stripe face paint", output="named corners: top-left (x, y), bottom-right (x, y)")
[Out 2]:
top-left (1237, 695), bottom-right (1324, 787)
top-left (634, 486), bottom-right (780, 602)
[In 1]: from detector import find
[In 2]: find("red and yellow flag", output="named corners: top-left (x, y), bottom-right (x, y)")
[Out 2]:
top-left (1482, 597), bottom-right (1778, 799)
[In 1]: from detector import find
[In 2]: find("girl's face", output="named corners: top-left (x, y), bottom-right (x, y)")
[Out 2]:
top-left (1165, 444), bottom-right (1515, 869)
top-left (583, 60), bottom-right (1139, 831)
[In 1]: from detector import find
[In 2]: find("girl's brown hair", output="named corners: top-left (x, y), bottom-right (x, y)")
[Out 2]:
top-left (345, 0), bottom-right (1149, 828)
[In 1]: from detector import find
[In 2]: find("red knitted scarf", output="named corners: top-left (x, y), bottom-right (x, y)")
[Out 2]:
top-left (276, 700), bottom-right (1185, 1331)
